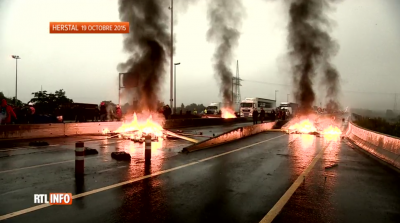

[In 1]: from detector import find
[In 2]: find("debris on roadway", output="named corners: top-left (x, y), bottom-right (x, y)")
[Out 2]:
top-left (111, 152), bottom-right (131, 161)
top-left (325, 163), bottom-right (339, 169)
top-left (283, 115), bottom-right (342, 137)
top-left (84, 147), bottom-right (99, 155)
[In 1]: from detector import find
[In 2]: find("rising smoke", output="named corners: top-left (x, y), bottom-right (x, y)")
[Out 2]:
top-left (287, 0), bottom-right (341, 114)
top-left (207, 0), bottom-right (244, 108)
top-left (117, 0), bottom-right (171, 112)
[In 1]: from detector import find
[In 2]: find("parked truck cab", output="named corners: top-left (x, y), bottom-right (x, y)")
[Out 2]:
top-left (206, 102), bottom-right (221, 114)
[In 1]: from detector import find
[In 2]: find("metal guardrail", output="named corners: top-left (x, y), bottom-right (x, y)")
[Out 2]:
top-left (346, 121), bottom-right (400, 170)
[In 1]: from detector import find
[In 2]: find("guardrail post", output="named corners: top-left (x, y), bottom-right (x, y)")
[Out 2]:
top-left (145, 135), bottom-right (152, 163)
top-left (75, 141), bottom-right (84, 176)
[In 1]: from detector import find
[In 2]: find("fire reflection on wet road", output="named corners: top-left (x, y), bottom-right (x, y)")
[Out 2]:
top-left (1, 127), bottom-right (400, 222)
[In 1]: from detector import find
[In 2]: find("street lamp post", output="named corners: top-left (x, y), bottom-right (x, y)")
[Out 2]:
top-left (287, 94), bottom-right (290, 102)
top-left (169, 0), bottom-right (174, 110)
top-left (275, 90), bottom-right (278, 103)
top-left (174, 62), bottom-right (180, 114)
top-left (11, 55), bottom-right (21, 105)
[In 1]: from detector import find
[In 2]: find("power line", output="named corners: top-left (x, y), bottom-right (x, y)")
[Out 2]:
top-left (241, 79), bottom-right (398, 95)
top-left (241, 79), bottom-right (291, 87)
top-left (342, 90), bottom-right (395, 95)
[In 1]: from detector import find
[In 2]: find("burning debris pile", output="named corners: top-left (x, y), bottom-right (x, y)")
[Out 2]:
top-left (279, 0), bottom-right (343, 139)
top-left (207, 0), bottom-right (244, 117)
top-left (285, 115), bottom-right (342, 137)
top-left (115, 0), bottom-right (173, 142)
top-left (221, 107), bottom-right (236, 119)
top-left (287, 119), bottom-right (318, 135)
top-left (102, 112), bottom-right (199, 143)
top-left (103, 113), bottom-right (166, 142)
top-left (287, 0), bottom-right (341, 114)
top-left (117, 0), bottom-right (171, 112)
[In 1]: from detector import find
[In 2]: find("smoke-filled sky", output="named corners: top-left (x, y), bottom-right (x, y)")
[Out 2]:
top-left (0, 0), bottom-right (399, 111)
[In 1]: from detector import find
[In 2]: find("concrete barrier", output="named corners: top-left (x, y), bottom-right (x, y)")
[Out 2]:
top-left (0, 123), bottom-right (65, 140)
top-left (182, 121), bottom-right (277, 153)
top-left (346, 121), bottom-right (400, 170)
top-left (64, 122), bottom-right (122, 136)
top-left (0, 117), bottom-right (252, 141)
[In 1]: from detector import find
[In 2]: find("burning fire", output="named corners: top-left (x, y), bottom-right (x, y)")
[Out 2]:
top-left (287, 116), bottom-right (342, 141)
top-left (103, 113), bottom-right (165, 141)
top-left (221, 107), bottom-right (236, 119)
top-left (288, 119), bottom-right (317, 134)
top-left (322, 125), bottom-right (342, 135)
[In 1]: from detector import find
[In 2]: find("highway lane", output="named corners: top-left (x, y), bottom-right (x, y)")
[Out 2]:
top-left (272, 138), bottom-right (400, 223)
top-left (0, 122), bottom-right (253, 170)
top-left (0, 132), bottom-right (288, 222)
top-left (0, 123), bottom-right (253, 216)
top-left (1, 130), bottom-right (399, 222)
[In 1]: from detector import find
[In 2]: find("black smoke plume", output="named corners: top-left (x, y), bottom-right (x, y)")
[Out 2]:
top-left (287, 0), bottom-right (341, 114)
top-left (117, 0), bottom-right (171, 112)
top-left (207, 0), bottom-right (244, 108)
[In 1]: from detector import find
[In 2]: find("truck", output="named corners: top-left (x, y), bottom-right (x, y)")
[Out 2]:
top-left (206, 102), bottom-right (222, 114)
top-left (239, 98), bottom-right (276, 117)
top-left (279, 102), bottom-right (298, 116)
top-left (206, 102), bottom-right (240, 115)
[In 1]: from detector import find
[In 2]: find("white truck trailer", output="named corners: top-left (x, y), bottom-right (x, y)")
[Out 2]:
top-left (239, 98), bottom-right (276, 117)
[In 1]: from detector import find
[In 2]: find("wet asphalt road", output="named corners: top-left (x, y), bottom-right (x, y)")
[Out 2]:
top-left (0, 122), bottom-right (400, 222)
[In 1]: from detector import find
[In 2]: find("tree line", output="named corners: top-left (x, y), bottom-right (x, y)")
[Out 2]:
top-left (354, 115), bottom-right (400, 138)
top-left (1, 90), bottom-right (207, 114)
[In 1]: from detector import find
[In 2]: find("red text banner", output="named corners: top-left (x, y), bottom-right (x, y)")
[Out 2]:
top-left (49, 22), bottom-right (129, 34)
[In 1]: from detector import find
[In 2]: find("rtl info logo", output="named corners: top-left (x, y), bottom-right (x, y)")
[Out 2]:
top-left (34, 193), bottom-right (72, 205)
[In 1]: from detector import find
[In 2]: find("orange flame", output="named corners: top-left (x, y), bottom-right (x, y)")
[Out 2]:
top-left (117, 113), bottom-right (163, 135)
top-left (288, 119), bottom-right (317, 133)
top-left (322, 125), bottom-right (342, 135)
top-left (221, 107), bottom-right (236, 119)
top-left (102, 128), bottom-right (110, 134)
top-left (111, 113), bottom-right (164, 139)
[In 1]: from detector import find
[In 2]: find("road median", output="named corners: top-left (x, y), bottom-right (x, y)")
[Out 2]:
top-left (182, 121), bottom-right (277, 153)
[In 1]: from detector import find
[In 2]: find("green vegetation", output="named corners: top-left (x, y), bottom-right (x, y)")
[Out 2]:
top-left (0, 92), bottom-right (23, 106)
top-left (354, 115), bottom-right (400, 138)
top-left (28, 89), bottom-right (73, 114)
top-left (29, 89), bottom-right (73, 105)
top-left (184, 103), bottom-right (206, 113)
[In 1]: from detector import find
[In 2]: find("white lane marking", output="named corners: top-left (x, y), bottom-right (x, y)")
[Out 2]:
top-left (259, 141), bottom-right (331, 223)
top-left (0, 157), bottom-right (98, 174)
top-left (97, 168), bottom-right (113, 173)
top-left (97, 165), bottom-right (127, 173)
top-left (0, 134), bottom-right (285, 221)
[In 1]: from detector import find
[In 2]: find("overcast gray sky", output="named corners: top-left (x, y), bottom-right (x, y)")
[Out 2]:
top-left (0, 0), bottom-right (399, 110)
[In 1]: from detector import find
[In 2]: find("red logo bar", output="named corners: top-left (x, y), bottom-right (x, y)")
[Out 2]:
top-left (49, 22), bottom-right (129, 34)
top-left (49, 193), bottom-right (73, 205)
